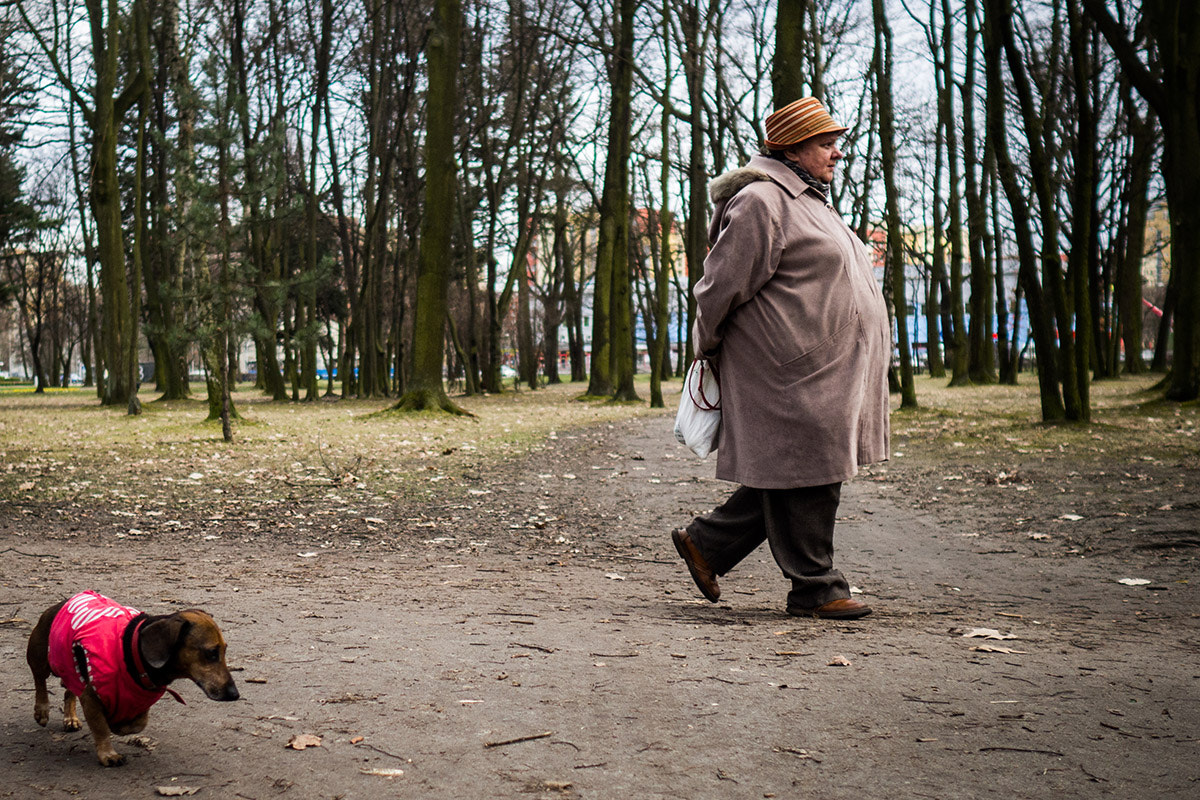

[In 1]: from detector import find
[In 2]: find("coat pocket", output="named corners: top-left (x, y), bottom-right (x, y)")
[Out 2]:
top-left (778, 313), bottom-right (861, 381)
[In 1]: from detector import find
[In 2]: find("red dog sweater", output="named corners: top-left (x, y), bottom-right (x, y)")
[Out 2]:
top-left (48, 591), bottom-right (181, 726)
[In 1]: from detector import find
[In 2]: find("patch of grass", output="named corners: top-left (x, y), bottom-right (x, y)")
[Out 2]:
top-left (890, 373), bottom-right (1195, 464)
top-left (875, 373), bottom-right (1197, 543)
top-left (0, 377), bottom-right (667, 515)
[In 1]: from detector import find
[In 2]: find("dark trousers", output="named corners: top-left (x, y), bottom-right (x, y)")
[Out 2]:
top-left (686, 483), bottom-right (848, 609)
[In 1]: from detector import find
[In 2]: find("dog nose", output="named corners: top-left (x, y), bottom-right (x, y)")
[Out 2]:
top-left (222, 683), bottom-right (240, 701)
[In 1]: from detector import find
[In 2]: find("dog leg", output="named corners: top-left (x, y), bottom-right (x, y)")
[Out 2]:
top-left (63, 691), bottom-right (82, 731)
top-left (79, 688), bottom-right (123, 766)
top-left (30, 663), bottom-right (50, 727)
top-left (26, 602), bottom-right (63, 728)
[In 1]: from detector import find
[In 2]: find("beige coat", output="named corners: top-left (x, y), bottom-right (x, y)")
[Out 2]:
top-left (693, 155), bottom-right (890, 488)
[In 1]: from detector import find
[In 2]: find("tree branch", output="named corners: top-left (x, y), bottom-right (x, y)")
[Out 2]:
top-left (1080, 0), bottom-right (1165, 115)
top-left (14, 0), bottom-right (94, 122)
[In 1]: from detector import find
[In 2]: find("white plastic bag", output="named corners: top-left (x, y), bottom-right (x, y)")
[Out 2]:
top-left (674, 359), bottom-right (721, 458)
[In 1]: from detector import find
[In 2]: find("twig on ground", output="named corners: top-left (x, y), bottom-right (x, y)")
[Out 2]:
top-left (484, 731), bottom-right (553, 748)
top-left (602, 554), bottom-right (675, 565)
top-left (979, 746), bottom-right (1065, 756)
top-left (354, 742), bottom-right (408, 761)
top-left (0, 547), bottom-right (59, 558)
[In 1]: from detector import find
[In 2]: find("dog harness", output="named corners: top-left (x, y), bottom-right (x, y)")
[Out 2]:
top-left (47, 591), bottom-right (183, 726)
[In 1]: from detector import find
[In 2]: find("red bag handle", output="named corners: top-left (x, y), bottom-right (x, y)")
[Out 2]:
top-left (688, 361), bottom-right (721, 411)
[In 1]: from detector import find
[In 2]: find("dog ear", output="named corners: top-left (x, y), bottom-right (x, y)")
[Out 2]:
top-left (140, 616), bottom-right (193, 670)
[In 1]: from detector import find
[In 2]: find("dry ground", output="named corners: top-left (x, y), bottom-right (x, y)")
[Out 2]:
top-left (1, 375), bottom-right (1197, 799)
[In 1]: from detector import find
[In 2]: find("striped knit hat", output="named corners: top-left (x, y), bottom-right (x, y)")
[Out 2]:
top-left (763, 97), bottom-right (848, 148)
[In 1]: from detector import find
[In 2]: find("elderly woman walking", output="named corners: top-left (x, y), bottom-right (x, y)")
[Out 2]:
top-left (671, 97), bottom-right (890, 619)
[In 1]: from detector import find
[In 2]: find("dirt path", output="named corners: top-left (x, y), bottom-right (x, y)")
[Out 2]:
top-left (2, 410), bottom-right (1197, 799)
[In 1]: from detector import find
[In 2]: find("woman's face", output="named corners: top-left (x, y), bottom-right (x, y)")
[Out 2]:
top-left (784, 133), bottom-right (843, 183)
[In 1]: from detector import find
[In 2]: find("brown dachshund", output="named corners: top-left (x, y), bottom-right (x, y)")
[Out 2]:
top-left (26, 591), bottom-right (239, 766)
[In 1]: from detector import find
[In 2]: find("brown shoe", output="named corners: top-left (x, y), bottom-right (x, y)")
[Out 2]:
top-left (671, 528), bottom-right (720, 602)
top-left (788, 597), bottom-right (872, 620)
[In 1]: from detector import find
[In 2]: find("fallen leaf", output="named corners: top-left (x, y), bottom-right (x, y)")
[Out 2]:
top-left (297, 552), bottom-right (318, 558)
top-left (287, 734), bottom-right (323, 750)
top-left (350, 736), bottom-right (364, 744)
top-left (1117, 578), bottom-right (1151, 586)
top-left (360, 768), bottom-right (405, 777)
top-left (604, 573), bottom-right (625, 581)
top-left (155, 787), bottom-right (200, 796)
top-left (827, 656), bottom-right (852, 667)
top-left (18, 481), bottom-right (34, 491)
top-left (1059, 513), bottom-right (1084, 521)
top-left (962, 628), bottom-right (1017, 640)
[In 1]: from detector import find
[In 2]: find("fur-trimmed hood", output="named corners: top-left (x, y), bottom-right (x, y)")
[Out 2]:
top-left (707, 167), bottom-right (773, 204)
top-left (707, 155), bottom-right (813, 205)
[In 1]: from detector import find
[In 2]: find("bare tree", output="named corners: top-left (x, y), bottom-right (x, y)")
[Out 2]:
top-left (873, 0), bottom-right (916, 408)
top-left (393, 0), bottom-right (466, 413)
top-left (1084, 0), bottom-right (1200, 401)
top-left (983, 0), bottom-right (1065, 421)
top-left (18, 0), bottom-right (148, 406)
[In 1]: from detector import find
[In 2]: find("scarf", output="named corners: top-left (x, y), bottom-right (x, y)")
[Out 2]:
top-left (770, 152), bottom-right (831, 200)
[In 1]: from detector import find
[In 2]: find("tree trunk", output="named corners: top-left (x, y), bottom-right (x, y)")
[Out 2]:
top-left (393, 0), bottom-right (466, 415)
top-left (772, 0), bottom-right (809, 107)
top-left (207, 9), bottom-right (239, 429)
top-left (302, 0), bottom-right (333, 402)
top-left (566, 226), bottom-right (587, 382)
top-left (588, 0), bottom-right (635, 399)
top-left (83, 0), bottom-right (143, 407)
top-left (963, 0), bottom-right (996, 384)
top-left (543, 177), bottom-right (569, 386)
top-left (608, 0), bottom-right (639, 402)
top-left (928, 40), bottom-right (947, 379)
top-left (874, 0), bottom-right (916, 408)
top-left (988, 145), bottom-right (1017, 385)
top-left (984, 0), bottom-right (1065, 419)
top-left (682, 0), bottom-right (708, 370)
top-left (1066, 0), bottom-right (1093, 418)
top-left (127, 0), bottom-right (150, 416)
top-left (1085, 0), bottom-right (1200, 401)
top-left (650, 16), bottom-right (672, 410)
top-left (231, 0), bottom-right (286, 401)
top-left (516, 218), bottom-right (537, 390)
top-left (63, 81), bottom-right (99, 391)
top-left (938, 0), bottom-right (969, 386)
top-left (143, 0), bottom-right (189, 401)
top-left (999, 0), bottom-right (1083, 418)
top-left (1117, 84), bottom-right (1154, 375)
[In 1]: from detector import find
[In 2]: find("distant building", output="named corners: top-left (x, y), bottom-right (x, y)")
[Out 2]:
top-left (1142, 203), bottom-right (1170, 290)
